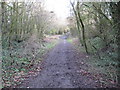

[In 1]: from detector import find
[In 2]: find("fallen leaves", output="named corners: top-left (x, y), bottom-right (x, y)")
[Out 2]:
top-left (77, 69), bottom-right (90, 76)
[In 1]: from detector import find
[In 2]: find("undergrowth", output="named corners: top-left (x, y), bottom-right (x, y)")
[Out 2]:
top-left (71, 38), bottom-right (119, 87)
top-left (2, 39), bottom-right (57, 88)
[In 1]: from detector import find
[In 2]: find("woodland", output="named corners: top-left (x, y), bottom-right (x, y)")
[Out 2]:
top-left (0, 0), bottom-right (120, 88)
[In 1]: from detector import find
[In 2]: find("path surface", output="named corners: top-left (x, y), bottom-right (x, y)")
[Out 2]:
top-left (19, 40), bottom-right (99, 88)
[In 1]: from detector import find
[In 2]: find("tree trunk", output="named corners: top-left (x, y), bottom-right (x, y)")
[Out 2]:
top-left (71, 2), bottom-right (83, 46)
top-left (77, 2), bottom-right (88, 54)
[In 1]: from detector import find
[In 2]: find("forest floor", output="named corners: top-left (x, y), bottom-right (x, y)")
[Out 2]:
top-left (16, 39), bottom-right (112, 88)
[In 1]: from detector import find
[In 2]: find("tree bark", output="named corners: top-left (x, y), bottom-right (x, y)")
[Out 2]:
top-left (77, 2), bottom-right (88, 54)
top-left (71, 2), bottom-right (83, 46)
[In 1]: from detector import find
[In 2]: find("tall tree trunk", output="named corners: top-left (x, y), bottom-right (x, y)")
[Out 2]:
top-left (71, 2), bottom-right (83, 46)
top-left (77, 2), bottom-right (88, 54)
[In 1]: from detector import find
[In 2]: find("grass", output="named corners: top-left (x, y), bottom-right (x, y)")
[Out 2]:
top-left (87, 53), bottom-right (118, 86)
top-left (2, 39), bottom-right (58, 88)
top-left (71, 38), bottom-right (119, 87)
top-left (67, 38), bottom-right (73, 43)
top-left (45, 41), bottom-right (57, 49)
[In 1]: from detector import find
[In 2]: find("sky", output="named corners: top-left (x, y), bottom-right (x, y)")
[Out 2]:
top-left (44, 0), bottom-right (119, 19)
top-left (45, 0), bottom-right (71, 20)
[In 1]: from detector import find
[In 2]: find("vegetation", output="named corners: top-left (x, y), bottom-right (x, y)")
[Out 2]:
top-left (67, 1), bottom-right (119, 86)
top-left (1, 1), bottom-right (60, 87)
top-left (0, 0), bottom-right (120, 88)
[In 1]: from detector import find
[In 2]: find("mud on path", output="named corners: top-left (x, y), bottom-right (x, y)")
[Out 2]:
top-left (19, 40), bottom-right (100, 88)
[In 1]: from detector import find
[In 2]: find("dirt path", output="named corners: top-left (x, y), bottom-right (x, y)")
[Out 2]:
top-left (19, 40), bottom-right (100, 88)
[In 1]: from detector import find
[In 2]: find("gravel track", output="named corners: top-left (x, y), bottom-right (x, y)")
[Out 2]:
top-left (19, 40), bottom-right (99, 88)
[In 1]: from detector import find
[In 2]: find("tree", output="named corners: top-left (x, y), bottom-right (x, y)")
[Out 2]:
top-left (71, 1), bottom-right (88, 54)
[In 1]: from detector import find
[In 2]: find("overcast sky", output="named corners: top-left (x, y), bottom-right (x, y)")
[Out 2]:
top-left (45, 0), bottom-right (72, 20)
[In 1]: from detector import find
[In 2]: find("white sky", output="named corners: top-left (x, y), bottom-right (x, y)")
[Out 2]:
top-left (45, 0), bottom-right (71, 20)
top-left (44, 0), bottom-right (119, 19)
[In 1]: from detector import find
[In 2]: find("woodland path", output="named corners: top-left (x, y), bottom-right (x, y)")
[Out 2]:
top-left (19, 40), bottom-right (100, 88)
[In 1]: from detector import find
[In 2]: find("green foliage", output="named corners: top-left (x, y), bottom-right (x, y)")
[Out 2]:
top-left (45, 42), bottom-right (57, 49)
top-left (69, 1), bottom-right (119, 86)
top-left (1, 1), bottom-right (119, 87)
top-left (88, 51), bottom-right (118, 83)
top-left (90, 37), bottom-right (105, 50)
top-left (1, 2), bottom-right (57, 49)
top-left (2, 38), bottom-right (57, 87)
top-left (67, 38), bottom-right (73, 43)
